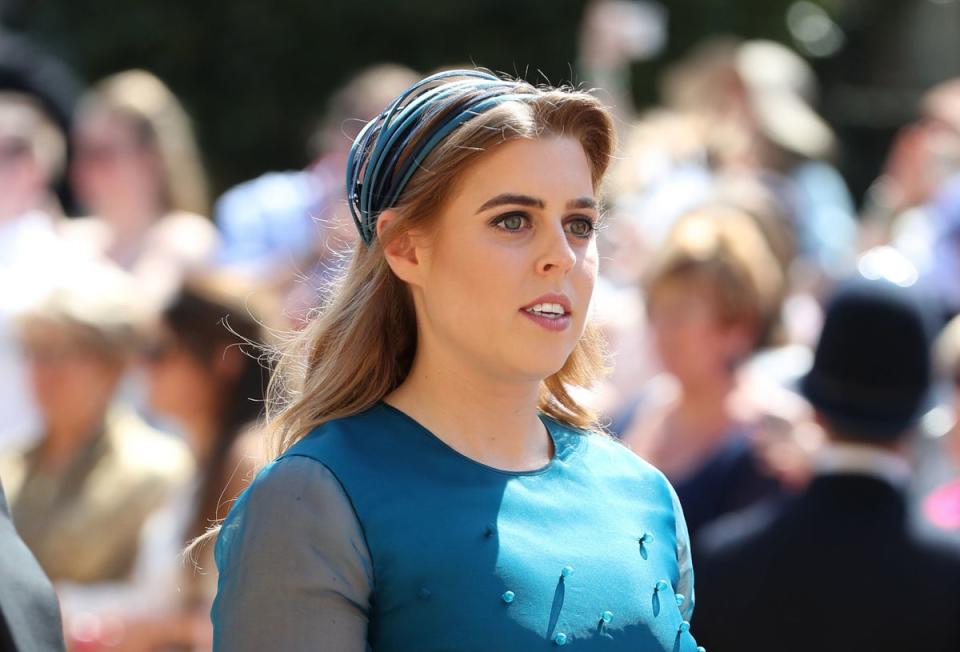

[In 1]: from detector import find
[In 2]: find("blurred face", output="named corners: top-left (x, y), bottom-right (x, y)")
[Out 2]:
top-left (71, 110), bottom-right (162, 218)
top-left (0, 134), bottom-right (41, 215)
top-left (21, 323), bottom-right (122, 426)
top-left (402, 136), bottom-right (599, 383)
top-left (647, 279), bottom-right (751, 386)
top-left (140, 325), bottom-right (218, 428)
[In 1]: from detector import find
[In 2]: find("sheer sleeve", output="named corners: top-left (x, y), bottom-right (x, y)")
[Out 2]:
top-left (669, 483), bottom-right (696, 622)
top-left (212, 455), bottom-right (373, 652)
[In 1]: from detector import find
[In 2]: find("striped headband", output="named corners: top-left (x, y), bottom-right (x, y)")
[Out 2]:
top-left (345, 69), bottom-right (531, 245)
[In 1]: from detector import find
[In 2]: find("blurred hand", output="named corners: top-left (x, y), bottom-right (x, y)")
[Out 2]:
top-left (578, 0), bottom-right (666, 69)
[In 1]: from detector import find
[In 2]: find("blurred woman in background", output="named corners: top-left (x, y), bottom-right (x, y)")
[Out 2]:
top-left (611, 206), bottom-right (808, 540)
top-left (83, 274), bottom-right (275, 651)
top-left (69, 70), bottom-right (218, 309)
top-left (0, 260), bottom-right (192, 589)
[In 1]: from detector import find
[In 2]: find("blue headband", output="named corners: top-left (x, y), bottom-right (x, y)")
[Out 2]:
top-left (345, 69), bottom-right (529, 245)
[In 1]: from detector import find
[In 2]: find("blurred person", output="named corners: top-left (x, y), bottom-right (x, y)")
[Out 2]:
top-left (861, 78), bottom-right (960, 317)
top-left (0, 480), bottom-right (65, 652)
top-left (63, 274), bottom-right (275, 651)
top-left (212, 70), bottom-right (704, 651)
top-left (693, 274), bottom-right (960, 652)
top-left (0, 261), bottom-right (193, 589)
top-left (923, 314), bottom-right (960, 533)
top-left (0, 91), bottom-right (79, 452)
top-left (662, 38), bottom-right (858, 281)
top-left (214, 64), bottom-right (418, 323)
top-left (610, 207), bottom-right (809, 539)
top-left (70, 70), bottom-right (217, 310)
top-left (577, 0), bottom-right (666, 126)
top-left (0, 26), bottom-right (83, 213)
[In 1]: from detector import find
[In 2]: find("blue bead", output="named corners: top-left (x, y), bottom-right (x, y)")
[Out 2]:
top-left (655, 580), bottom-right (670, 592)
top-left (601, 610), bottom-right (613, 624)
top-left (501, 590), bottom-right (515, 604)
top-left (679, 621), bottom-right (690, 633)
top-left (554, 632), bottom-right (568, 646)
top-left (561, 566), bottom-right (574, 578)
top-left (675, 593), bottom-right (685, 606)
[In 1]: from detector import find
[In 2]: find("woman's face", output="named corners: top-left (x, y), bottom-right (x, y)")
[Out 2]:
top-left (71, 110), bottom-right (162, 218)
top-left (647, 279), bottom-right (752, 386)
top-left (403, 136), bottom-right (599, 384)
top-left (141, 324), bottom-right (218, 428)
top-left (21, 323), bottom-right (122, 426)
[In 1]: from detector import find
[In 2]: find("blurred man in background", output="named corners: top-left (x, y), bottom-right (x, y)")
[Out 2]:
top-left (693, 273), bottom-right (960, 651)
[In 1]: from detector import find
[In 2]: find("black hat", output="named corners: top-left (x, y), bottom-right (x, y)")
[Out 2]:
top-left (800, 275), bottom-right (937, 441)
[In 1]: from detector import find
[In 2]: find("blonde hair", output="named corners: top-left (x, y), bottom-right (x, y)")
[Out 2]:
top-left (644, 206), bottom-right (785, 348)
top-left (17, 260), bottom-right (144, 364)
top-left (263, 82), bottom-right (614, 457)
top-left (79, 69), bottom-right (209, 215)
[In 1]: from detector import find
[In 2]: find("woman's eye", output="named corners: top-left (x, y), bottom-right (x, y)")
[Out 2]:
top-left (566, 217), bottom-right (595, 238)
top-left (494, 213), bottom-right (529, 232)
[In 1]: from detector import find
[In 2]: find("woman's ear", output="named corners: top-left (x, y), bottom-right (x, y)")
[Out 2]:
top-left (378, 209), bottom-right (424, 287)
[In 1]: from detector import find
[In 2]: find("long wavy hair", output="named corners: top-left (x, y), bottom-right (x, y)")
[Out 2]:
top-left (190, 77), bottom-right (616, 555)
top-left (264, 80), bottom-right (615, 460)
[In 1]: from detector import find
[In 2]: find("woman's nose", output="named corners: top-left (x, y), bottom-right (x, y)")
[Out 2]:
top-left (536, 224), bottom-right (576, 276)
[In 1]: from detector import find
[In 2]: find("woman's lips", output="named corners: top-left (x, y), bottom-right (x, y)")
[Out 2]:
top-left (519, 309), bottom-right (572, 331)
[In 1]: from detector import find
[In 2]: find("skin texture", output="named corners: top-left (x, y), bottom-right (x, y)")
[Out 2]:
top-left (380, 136), bottom-right (600, 472)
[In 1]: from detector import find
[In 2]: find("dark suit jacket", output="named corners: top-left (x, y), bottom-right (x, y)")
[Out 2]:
top-left (0, 480), bottom-right (64, 652)
top-left (692, 473), bottom-right (960, 652)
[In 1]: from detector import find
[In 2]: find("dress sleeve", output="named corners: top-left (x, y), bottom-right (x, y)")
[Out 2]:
top-left (211, 455), bottom-right (373, 652)
top-left (669, 483), bottom-right (696, 622)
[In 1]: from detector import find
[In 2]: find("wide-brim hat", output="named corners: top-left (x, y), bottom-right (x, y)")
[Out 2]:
top-left (736, 40), bottom-right (835, 160)
top-left (800, 272), bottom-right (938, 440)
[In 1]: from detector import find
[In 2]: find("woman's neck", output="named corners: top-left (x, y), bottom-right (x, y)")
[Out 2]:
top-left (100, 202), bottom-right (164, 265)
top-left (671, 372), bottom-right (739, 439)
top-left (174, 410), bottom-right (222, 466)
top-left (39, 411), bottom-right (107, 471)
top-left (385, 347), bottom-right (552, 472)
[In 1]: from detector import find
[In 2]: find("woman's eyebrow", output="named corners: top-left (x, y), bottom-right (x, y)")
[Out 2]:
top-left (567, 197), bottom-right (598, 210)
top-left (475, 193), bottom-right (544, 213)
top-left (475, 194), bottom-right (598, 213)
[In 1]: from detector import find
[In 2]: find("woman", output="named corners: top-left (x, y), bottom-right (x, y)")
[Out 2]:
top-left (611, 207), bottom-right (805, 540)
top-left (69, 69), bottom-right (218, 309)
top-left (213, 70), bottom-right (703, 651)
top-left (79, 275), bottom-right (274, 651)
top-left (0, 260), bottom-right (192, 586)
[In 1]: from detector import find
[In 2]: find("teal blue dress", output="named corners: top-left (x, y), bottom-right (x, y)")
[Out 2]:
top-left (212, 402), bottom-right (702, 651)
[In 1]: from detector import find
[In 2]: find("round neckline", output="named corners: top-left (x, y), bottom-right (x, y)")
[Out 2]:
top-left (375, 400), bottom-right (567, 477)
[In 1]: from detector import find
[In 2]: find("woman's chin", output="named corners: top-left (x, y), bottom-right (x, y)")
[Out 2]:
top-left (508, 350), bottom-right (574, 383)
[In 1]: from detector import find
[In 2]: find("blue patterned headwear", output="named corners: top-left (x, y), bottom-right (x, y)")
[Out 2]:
top-left (345, 69), bottom-right (530, 245)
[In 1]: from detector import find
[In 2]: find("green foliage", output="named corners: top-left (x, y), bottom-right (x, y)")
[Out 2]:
top-left (9, 0), bottom-right (797, 198)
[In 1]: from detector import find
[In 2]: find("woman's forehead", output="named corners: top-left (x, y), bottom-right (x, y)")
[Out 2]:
top-left (451, 137), bottom-right (596, 207)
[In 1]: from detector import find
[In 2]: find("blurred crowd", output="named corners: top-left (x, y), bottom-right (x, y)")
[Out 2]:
top-left (2, 1), bottom-right (960, 650)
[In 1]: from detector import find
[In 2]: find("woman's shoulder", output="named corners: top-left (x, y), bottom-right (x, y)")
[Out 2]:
top-left (219, 455), bottom-right (356, 555)
top-left (281, 403), bottom-right (415, 463)
top-left (553, 417), bottom-right (675, 493)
